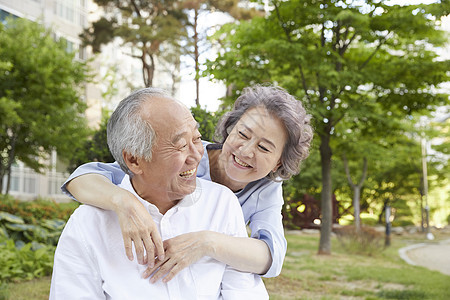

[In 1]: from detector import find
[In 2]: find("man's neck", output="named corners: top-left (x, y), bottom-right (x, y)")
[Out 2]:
top-left (130, 177), bottom-right (180, 215)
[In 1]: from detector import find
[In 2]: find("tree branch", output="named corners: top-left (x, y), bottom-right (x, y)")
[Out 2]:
top-left (130, 0), bottom-right (142, 17)
top-left (358, 157), bottom-right (368, 187)
top-left (273, 0), bottom-right (311, 102)
top-left (359, 32), bottom-right (392, 70)
top-left (343, 155), bottom-right (356, 188)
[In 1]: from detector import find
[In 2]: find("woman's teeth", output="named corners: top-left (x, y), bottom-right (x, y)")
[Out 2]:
top-left (234, 155), bottom-right (250, 167)
top-left (179, 168), bottom-right (196, 178)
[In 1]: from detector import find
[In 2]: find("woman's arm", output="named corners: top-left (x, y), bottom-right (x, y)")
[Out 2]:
top-left (142, 182), bottom-right (285, 282)
top-left (142, 232), bottom-right (271, 283)
top-left (246, 182), bottom-right (287, 278)
top-left (208, 232), bottom-right (272, 274)
top-left (65, 172), bottom-right (165, 266)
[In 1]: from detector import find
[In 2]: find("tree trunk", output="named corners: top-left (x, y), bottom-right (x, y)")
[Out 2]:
top-left (0, 169), bottom-right (4, 193)
top-left (142, 50), bottom-right (155, 87)
top-left (318, 133), bottom-right (332, 255)
top-left (194, 7), bottom-right (200, 106)
top-left (343, 156), bottom-right (368, 232)
top-left (353, 186), bottom-right (361, 232)
top-left (5, 130), bottom-right (18, 195)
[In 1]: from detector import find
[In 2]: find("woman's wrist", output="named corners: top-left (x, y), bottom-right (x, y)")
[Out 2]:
top-left (201, 231), bottom-right (220, 259)
top-left (110, 187), bottom-right (136, 212)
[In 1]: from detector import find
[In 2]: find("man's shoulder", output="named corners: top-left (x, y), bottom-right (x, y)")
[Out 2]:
top-left (70, 205), bottom-right (115, 226)
top-left (197, 178), bottom-right (236, 197)
top-left (195, 178), bottom-right (241, 215)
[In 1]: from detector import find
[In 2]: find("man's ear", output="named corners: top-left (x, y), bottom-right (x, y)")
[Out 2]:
top-left (123, 151), bottom-right (143, 175)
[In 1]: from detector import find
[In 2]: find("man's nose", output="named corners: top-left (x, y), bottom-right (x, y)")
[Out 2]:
top-left (187, 141), bottom-right (203, 162)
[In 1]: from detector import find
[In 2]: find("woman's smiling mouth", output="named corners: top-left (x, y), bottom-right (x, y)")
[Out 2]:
top-left (233, 155), bottom-right (251, 168)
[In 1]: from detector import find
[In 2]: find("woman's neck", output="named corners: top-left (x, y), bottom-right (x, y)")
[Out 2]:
top-left (207, 148), bottom-right (246, 193)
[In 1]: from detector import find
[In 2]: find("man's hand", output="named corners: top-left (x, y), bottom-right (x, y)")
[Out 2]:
top-left (142, 231), bottom-right (212, 282)
top-left (114, 192), bottom-right (165, 266)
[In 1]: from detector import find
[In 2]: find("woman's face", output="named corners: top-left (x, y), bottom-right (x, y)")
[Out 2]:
top-left (221, 106), bottom-right (288, 186)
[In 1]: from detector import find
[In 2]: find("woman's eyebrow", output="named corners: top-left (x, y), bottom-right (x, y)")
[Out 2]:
top-left (242, 124), bottom-right (276, 149)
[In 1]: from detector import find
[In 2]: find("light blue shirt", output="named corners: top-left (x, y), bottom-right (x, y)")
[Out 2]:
top-left (62, 141), bottom-right (287, 277)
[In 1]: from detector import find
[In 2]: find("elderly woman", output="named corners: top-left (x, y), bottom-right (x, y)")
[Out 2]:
top-left (63, 85), bottom-right (313, 281)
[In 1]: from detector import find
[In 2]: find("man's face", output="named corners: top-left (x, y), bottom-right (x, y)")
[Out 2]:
top-left (131, 98), bottom-right (204, 210)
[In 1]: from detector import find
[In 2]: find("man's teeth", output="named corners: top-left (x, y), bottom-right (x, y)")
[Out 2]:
top-left (179, 168), bottom-right (196, 178)
top-left (234, 155), bottom-right (250, 167)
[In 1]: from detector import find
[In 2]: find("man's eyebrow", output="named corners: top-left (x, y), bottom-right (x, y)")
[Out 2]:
top-left (172, 131), bottom-right (187, 144)
top-left (242, 124), bottom-right (277, 149)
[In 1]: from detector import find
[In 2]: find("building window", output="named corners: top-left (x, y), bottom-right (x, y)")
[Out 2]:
top-left (78, 46), bottom-right (87, 60)
top-left (24, 177), bottom-right (36, 194)
top-left (55, 0), bottom-right (76, 23)
top-left (0, 9), bottom-right (18, 23)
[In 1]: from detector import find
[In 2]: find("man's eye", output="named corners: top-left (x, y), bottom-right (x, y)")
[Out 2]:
top-left (238, 131), bottom-right (249, 139)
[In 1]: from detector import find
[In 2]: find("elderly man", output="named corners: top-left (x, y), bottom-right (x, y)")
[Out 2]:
top-left (49, 88), bottom-right (268, 299)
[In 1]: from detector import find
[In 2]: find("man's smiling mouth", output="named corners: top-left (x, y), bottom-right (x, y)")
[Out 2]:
top-left (179, 168), bottom-right (196, 178)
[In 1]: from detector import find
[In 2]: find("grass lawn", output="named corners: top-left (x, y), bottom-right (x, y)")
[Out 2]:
top-left (2, 231), bottom-right (449, 299)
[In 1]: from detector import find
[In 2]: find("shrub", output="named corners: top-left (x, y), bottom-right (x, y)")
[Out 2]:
top-left (392, 217), bottom-right (415, 227)
top-left (334, 226), bottom-right (385, 256)
top-left (0, 236), bottom-right (55, 283)
top-left (0, 211), bottom-right (66, 246)
top-left (0, 194), bottom-right (78, 224)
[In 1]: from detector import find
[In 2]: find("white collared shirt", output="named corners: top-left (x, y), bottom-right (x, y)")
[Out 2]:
top-left (50, 176), bottom-right (268, 300)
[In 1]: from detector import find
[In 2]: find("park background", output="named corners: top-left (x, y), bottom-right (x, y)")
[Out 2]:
top-left (0, 0), bottom-right (449, 299)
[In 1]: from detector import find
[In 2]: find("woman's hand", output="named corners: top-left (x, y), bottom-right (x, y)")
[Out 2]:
top-left (67, 174), bottom-right (165, 266)
top-left (112, 190), bottom-right (165, 266)
top-left (142, 231), bottom-right (213, 282)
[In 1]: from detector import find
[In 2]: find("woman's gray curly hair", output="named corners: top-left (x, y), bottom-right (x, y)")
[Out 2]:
top-left (216, 85), bottom-right (313, 181)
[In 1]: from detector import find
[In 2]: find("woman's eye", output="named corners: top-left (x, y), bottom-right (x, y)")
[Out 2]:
top-left (259, 145), bottom-right (269, 152)
top-left (238, 131), bottom-right (249, 139)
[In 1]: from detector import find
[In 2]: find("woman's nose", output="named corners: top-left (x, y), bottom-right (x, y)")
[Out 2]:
top-left (239, 141), bottom-right (255, 158)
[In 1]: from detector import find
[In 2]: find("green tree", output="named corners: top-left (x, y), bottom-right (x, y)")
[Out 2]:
top-left (206, 0), bottom-right (450, 254)
top-left (68, 116), bottom-right (115, 173)
top-left (0, 18), bottom-right (90, 193)
top-left (80, 0), bottom-right (187, 87)
top-left (190, 105), bottom-right (224, 142)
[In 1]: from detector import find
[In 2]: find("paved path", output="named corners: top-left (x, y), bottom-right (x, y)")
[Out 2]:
top-left (399, 238), bottom-right (450, 276)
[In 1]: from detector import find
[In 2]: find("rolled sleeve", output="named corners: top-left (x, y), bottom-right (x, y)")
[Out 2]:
top-left (247, 183), bottom-right (287, 278)
top-left (61, 162), bottom-right (125, 200)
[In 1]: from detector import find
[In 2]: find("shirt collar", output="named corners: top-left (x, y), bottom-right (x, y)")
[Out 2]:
top-left (119, 175), bottom-right (202, 214)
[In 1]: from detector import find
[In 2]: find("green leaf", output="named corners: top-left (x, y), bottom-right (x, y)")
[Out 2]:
top-left (0, 212), bottom-right (24, 224)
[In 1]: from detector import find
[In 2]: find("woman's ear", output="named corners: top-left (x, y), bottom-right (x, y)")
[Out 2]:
top-left (272, 160), bottom-right (282, 173)
top-left (123, 151), bottom-right (143, 175)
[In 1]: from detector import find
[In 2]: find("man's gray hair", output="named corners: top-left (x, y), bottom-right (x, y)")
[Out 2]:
top-left (216, 84), bottom-right (314, 181)
top-left (107, 87), bottom-right (171, 175)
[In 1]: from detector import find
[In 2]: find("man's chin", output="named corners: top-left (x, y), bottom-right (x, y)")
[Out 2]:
top-left (168, 185), bottom-right (197, 199)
